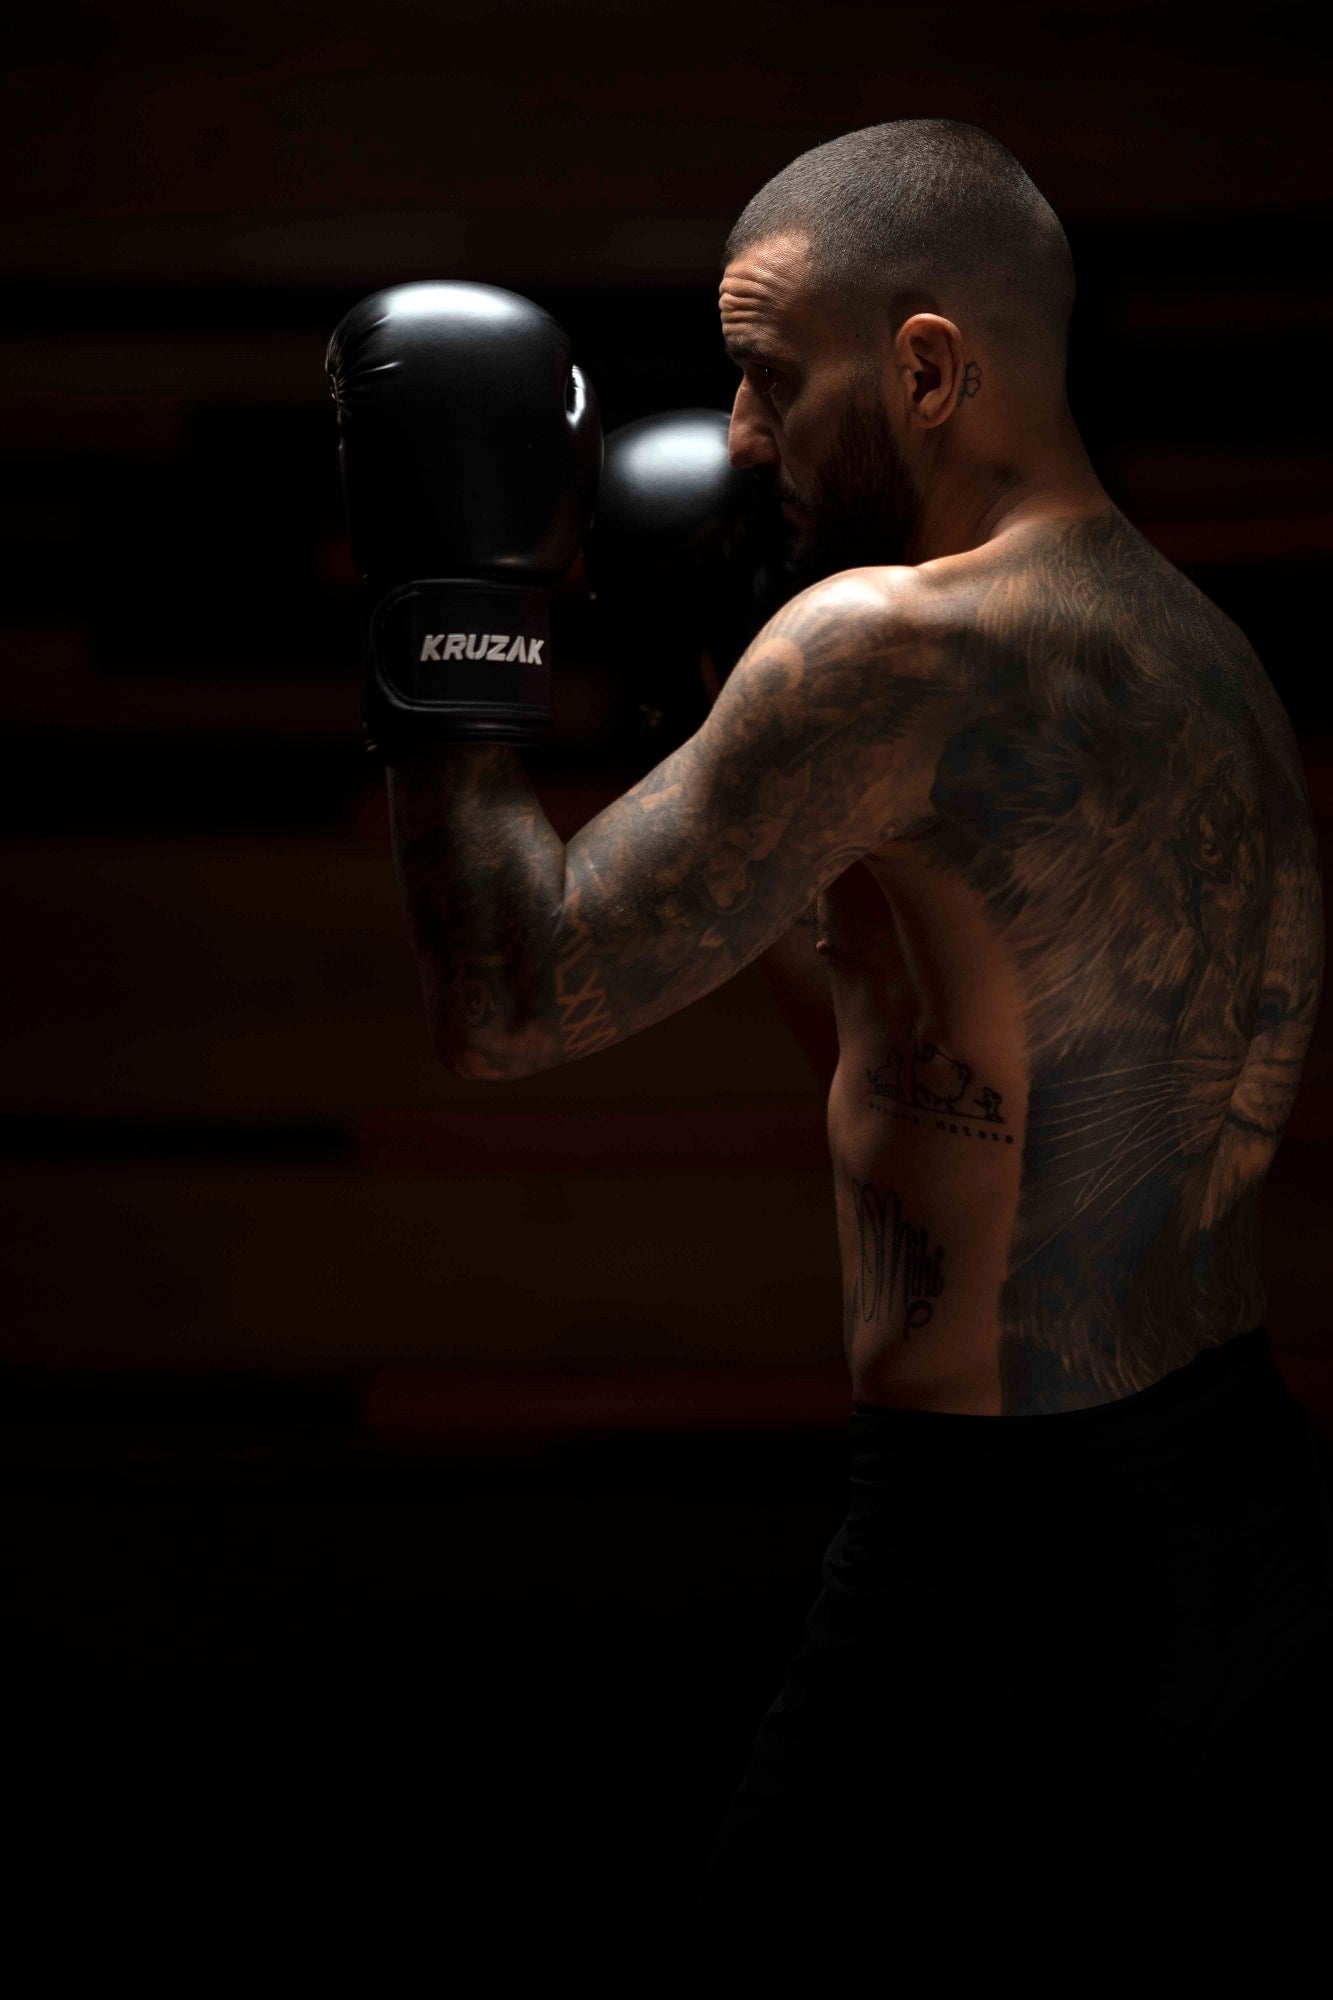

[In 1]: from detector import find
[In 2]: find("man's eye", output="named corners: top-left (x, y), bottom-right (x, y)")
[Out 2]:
top-left (754, 365), bottom-right (783, 403)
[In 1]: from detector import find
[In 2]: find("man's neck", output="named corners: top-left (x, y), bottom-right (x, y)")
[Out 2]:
top-left (907, 416), bottom-right (1108, 565)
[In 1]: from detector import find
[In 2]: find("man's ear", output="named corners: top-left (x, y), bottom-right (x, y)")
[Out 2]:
top-left (893, 313), bottom-right (966, 430)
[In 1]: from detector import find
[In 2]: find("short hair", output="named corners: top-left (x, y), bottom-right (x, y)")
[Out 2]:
top-left (725, 119), bottom-right (1075, 358)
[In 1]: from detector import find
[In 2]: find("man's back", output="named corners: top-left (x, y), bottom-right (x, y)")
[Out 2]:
top-left (822, 506), bottom-right (1323, 1413)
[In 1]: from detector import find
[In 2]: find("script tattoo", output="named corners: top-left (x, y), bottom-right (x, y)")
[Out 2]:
top-left (553, 892), bottom-right (618, 1061)
top-left (845, 1176), bottom-right (946, 1340)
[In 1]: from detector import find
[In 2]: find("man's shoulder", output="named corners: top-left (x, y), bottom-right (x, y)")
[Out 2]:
top-left (783, 553), bottom-right (1036, 664)
top-left (752, 565), bottom-right (957, 691)
top-left (778, 563), bottom-right (930, 632)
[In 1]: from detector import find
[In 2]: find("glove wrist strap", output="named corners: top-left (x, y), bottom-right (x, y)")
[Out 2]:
top-left (365, 578), bottom-right (552, 761)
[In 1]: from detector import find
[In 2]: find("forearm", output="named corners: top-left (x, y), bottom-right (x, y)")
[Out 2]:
top-left (387, 745), bottom-right (566, 1078)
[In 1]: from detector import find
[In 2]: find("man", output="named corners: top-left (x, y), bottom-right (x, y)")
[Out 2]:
top-left (331, 120), bottom-right (1331, 1985)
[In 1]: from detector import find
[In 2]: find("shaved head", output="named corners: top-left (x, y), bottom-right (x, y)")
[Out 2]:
top-left (726, 119), bottom-right (1075, 368)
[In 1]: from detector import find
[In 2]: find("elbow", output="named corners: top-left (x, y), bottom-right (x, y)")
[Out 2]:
top-left (436, 1038), bottom-right (523, 1083)
top-left (451, 1050), bottom-right (511, 1083)
top-left (431, 1005), bottom-right (556, 1083)
top-left (424, 948), bottom-right (559, 1080)
top-left (431, 1020), bottom-right (524, 1083)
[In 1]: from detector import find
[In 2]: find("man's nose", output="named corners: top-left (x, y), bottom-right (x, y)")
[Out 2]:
top-left (728, 381), bottom-right (780, 470)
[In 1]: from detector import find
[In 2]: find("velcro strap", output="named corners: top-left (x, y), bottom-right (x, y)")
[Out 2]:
top-left (367, 578), bottom-right (552, 753)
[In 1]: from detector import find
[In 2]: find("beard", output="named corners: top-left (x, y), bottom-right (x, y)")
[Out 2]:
top-left (779, 384), bottom-right (923, 590)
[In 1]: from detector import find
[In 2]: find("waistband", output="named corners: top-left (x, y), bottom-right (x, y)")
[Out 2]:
top-left (849, 1326), bottom-right (1298, 1473)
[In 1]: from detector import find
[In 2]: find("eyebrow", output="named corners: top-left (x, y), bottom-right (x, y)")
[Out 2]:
top-left (722, 335), bottom-right (793, 368)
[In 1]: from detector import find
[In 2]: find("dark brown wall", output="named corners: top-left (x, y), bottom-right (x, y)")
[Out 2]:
top-left (4, 15), bottom-right (1330, 1981)
top-left (2, 0), bottom-right (1330, 1379)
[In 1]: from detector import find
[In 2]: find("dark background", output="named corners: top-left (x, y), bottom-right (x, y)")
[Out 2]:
top-left (3, 2), bottom-right (1331, 1982)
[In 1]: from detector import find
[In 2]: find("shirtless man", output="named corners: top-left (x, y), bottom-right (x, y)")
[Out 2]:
top-left (712, 153), bottom-right (1325, 1417)
top-left (328, 117), bottom-right (1331, 1984)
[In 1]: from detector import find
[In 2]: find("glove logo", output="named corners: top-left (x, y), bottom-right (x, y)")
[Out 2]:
top-left (419, 632), bottom-right (546, 665)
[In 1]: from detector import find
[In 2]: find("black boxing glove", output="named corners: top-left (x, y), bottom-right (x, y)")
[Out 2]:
top-left (585, 409), bottom-right (791, 757)
top-left (326, 281), bottom-right (602, 762)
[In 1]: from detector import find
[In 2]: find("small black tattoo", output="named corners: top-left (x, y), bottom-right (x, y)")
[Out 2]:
top-left (958, 360), bottom-right (982, 404)
top-left (866, 1038), bottom-right (1010, 1141)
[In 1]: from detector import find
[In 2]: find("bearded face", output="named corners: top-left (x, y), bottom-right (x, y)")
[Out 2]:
top-left (779, 372), bottom-right (924, 587)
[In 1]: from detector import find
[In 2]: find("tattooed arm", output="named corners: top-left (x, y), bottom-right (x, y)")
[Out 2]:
top-left (389, 570), bottom-right (952, 1080)
top-left (701, 655), bottom-right (839, 1089)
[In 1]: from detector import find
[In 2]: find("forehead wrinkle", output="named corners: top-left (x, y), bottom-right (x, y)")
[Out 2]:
top-left (719, 286), bottom-right (793, 366)
top-left (719, 270), bottom-right (796, 323)
top-left (720, 235), bottom-right (820, 359)
top-left (719, 283), bottom-right (782, 338)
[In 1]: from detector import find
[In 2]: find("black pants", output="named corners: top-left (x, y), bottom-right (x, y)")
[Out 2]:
top-left (671, 1328), bottom-right (1333, 1992)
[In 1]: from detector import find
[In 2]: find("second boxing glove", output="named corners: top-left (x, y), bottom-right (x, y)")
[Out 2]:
top-left (585, 409), bottom-right (791, 759)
